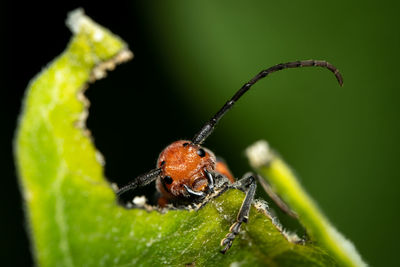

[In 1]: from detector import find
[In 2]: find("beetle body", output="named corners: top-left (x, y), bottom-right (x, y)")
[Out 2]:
top-left (156, 140), bottom-right (235, 206)
top-left (117, 59), bottom-right (343, 253)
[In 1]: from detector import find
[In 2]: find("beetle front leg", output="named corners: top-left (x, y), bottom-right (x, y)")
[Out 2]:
top-left (220, 174), bottom-right (257, 254)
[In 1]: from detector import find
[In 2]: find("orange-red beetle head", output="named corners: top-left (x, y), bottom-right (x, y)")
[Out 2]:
top-left (156, 140), bottom-right (216, 198)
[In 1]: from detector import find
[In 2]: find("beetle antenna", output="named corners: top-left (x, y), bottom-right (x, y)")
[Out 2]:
top-left (117, 168), bottom-right (162, 196)
top-left (192, 60), bottom-right (343, 145)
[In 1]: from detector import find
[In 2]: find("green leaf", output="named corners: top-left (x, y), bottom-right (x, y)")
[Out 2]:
top-left (15, 9), bottom-right (343, 266)
top-left (246, 141), bottom-right (367, 267)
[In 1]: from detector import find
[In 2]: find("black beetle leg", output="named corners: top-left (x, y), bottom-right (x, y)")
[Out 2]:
top-left (256, 174), bottom-right (298, 218)
top-left (220, 174), bottom-right (257, 254)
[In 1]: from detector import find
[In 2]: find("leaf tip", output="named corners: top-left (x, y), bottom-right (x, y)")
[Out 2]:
top-left (245, 140), bottom-right (274, 168)
top-left (65, 8), bottom-right (89, 35)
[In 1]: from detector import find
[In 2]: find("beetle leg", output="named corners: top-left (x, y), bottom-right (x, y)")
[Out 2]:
top-left (204, 168), bottom-right (215, 193)
top-left (256, 174), bottom-right (298, 218)
top-left (220, 174), bottom-right (257, 254)
top-left (184, 184), bottom-right (207, 198)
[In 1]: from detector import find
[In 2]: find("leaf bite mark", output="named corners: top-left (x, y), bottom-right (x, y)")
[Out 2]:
top-left (66, 9), bottom-right (134, 168)
top-left (89, 50), bottom-right (133, 82)
top-left (75, 48), bottom-right (133, 166)
top-left (73, 49), bottom-right (133, 166)
top-left (66, 9), bottom-right (133, 108)
top-left (80, 51), bottom-right (131, 131)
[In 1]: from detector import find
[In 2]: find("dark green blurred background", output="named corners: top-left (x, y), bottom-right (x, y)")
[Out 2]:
top-left (5, 1), bottom-right (399, 266)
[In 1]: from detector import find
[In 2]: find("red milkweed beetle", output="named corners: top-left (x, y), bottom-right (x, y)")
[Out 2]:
top-left (117, 60), bottom-right (343, 253)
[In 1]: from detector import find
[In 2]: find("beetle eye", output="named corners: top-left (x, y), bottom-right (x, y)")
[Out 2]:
top-left (197, 148), bottom-right (206, 157)
top-left (164, 176), bottom-right (173, 184)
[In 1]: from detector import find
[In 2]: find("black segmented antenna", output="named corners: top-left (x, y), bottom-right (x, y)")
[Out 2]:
top-left (117, 168), bottom-right (162, 196)
top-left (192, 60), bottom-right (343, 145)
